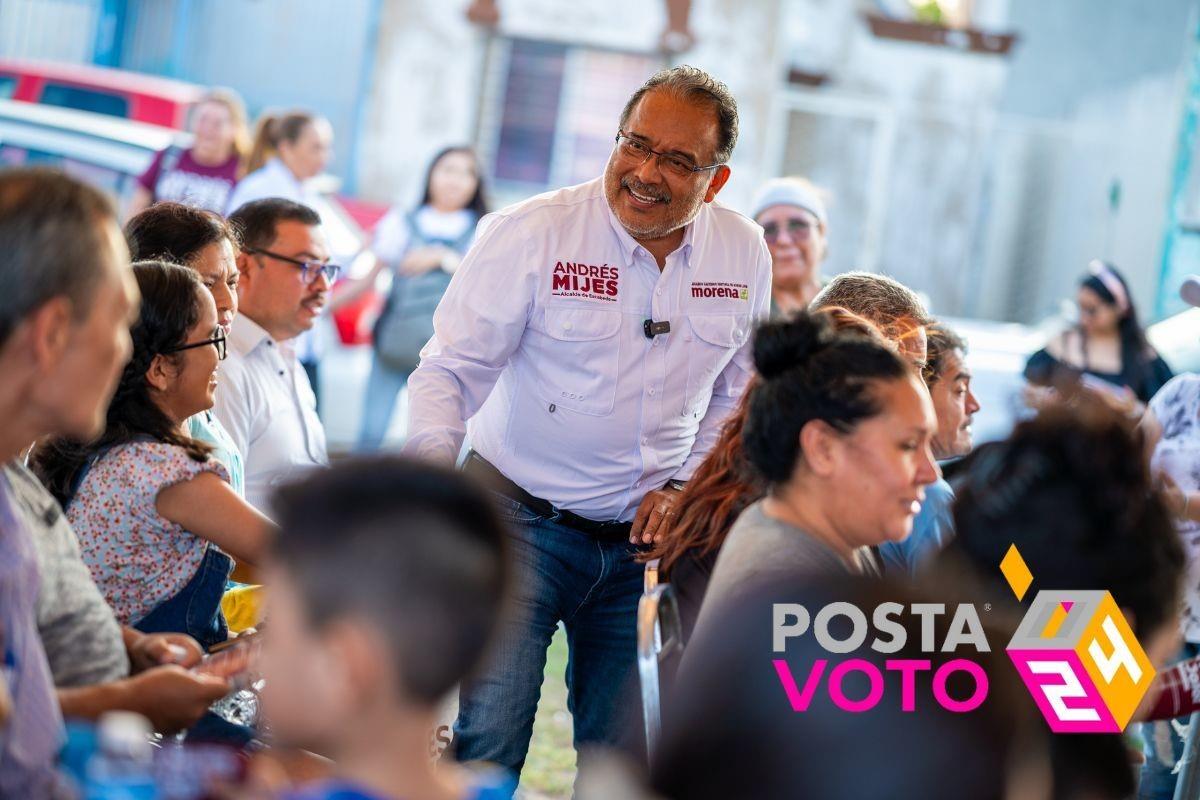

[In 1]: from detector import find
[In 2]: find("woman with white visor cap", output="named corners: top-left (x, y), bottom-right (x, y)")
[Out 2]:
top-left (750, 177), bottom-right (830, 318)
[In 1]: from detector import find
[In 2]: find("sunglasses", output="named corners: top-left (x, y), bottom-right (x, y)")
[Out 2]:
top-left (762, 217), bottom-right (818, 243)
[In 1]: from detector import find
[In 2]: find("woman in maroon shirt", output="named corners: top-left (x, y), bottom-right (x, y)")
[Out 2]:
top-left (128, 88), bottom-right (250, 216)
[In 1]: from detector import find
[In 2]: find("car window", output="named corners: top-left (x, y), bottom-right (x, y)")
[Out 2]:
top-left (0, 75), bottom-right (16, 100)
top-left (0, 144), bottom-right (135, 204)
top-left (39, 83), bottom-right (129, 119)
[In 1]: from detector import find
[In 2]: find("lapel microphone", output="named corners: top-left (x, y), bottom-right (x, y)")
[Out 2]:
top-left (643, 319), bottom-right (671, 339)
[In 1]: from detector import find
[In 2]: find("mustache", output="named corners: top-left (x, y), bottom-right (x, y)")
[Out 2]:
top-left (622, 177), bottom-right (670, 204)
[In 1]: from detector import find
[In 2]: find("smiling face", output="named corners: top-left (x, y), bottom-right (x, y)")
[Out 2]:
top-left (188, 238), bottom-right (239, 333)
top-left (818, 373), bottom-right (940, 547)
top-left (757, 203), bottom-right (826, 288)
top-left (150, 288), bottom-right (221, 423)
top-left (603, 90), bottom-right (730, 249)
top-left (237, 220), bottom-right (330, 342)
top-left (929, 348), bottom-right (980, 459)
top-left (191, 100), bottom-right (237, 162)
top-left (38, 222), bottom-right (140, 441)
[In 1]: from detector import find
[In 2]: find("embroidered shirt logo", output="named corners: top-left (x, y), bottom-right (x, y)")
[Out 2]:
top-left (691, 281), bottom-right (749, 301)
top-left (551, 261), bottom-right (619, 302)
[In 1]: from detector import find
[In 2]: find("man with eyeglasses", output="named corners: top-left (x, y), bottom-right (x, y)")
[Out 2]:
top-left (216, 198), bottom-right (335, 514)
top-left (405, 66), bottom-right (770, 782)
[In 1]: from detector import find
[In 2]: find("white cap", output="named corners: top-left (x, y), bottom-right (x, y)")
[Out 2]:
top-left (750, 177), bottom-right (828, 227)
top-left (1181, 275), bottom-right (1200, 308)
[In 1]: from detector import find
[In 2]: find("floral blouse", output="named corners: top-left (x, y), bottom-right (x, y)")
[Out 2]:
top-left (1149, 374), bottom-right (1200, 642)
top-left (68, 441), bottom-right (229, 625)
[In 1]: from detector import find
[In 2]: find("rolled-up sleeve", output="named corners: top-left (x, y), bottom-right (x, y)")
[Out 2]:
top-left (403, 214), bottom-right (536, 464)
top-left (674, 238), bottom-right (771, 480)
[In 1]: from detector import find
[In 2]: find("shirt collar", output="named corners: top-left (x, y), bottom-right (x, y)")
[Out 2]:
top-left (603, 191), bottom-right (704, 269)
top-left (229, 314), bottom-right (274, 357)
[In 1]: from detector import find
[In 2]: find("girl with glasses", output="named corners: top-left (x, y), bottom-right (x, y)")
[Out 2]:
top-left (125, 202), bottom-right (246, 500)
top-left (31, 262), bottom-right (274, 650)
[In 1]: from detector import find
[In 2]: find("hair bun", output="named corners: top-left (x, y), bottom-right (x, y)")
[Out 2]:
top-left (753, 311), bottom-right (832, 380)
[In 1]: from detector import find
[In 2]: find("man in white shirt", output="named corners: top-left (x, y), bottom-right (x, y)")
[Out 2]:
top-left (405, 66), bottom-right (770, 780)
top-left (215, 199), bottom-right (334, 513)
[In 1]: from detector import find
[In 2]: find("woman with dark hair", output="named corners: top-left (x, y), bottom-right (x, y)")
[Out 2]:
top-left (357, 146), bottom-right (489, 449)
top-left (691, 310), bottom-right (938, 636)
top-left (1025, 260), bottom-right (1172, 410)
top-left (932, 401), bottom-right (1184, 799)
top-left (125, 202), bottom-right (244, 495)
top-left (30, 262), bottom-right (274, 649)
top-left (648, 307), bottom-right (893, 639)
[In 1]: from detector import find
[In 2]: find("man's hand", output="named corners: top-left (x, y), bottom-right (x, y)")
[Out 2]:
top-left (630, 486), bottom-right (684, 545)
top-left (122, 666), bottom-right (231, 733)
top-left (127, 631), bottom-right (204, 673)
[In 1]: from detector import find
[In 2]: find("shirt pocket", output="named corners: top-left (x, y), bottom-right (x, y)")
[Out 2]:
top-left (682, 313), bottom-right (749, 417)
top-left (537, 306), bottom-right (623, 416)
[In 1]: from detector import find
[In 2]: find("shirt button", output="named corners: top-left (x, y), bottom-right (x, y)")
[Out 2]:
top-left (648, 388), bottom-right (655, 396)
top-left (655, 287), bottom-right (662, 296)
top-left (642, 437), bottom-right (649, 445)
top-left (563, 321), bottom-right (573, 331)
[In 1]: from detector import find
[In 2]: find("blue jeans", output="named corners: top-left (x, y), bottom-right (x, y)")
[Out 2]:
top-left (452, 494), bottom-right (644, 784)
top-left (134, 547), bottom-right (232, 651)
top-left (356, 355), bottom-right (410, 451)
top-left (1139, 642), bottom-right (1200, 799)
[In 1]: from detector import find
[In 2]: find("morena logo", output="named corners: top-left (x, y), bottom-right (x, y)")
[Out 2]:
top-left (1001, 545), bottom-right (1155, 733)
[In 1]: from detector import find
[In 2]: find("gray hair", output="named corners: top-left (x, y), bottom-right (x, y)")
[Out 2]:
top-left (812, 271), bottom-right (934, 329)
top-left (0, 168), bottom-right (117, 346)
top-left (619, 65), bottom-right (739, 164)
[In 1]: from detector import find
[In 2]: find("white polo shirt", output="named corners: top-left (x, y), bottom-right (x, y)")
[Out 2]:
top-left (213, 315), bottom-right (327, 514)
top-left (405, 177), bottom-right (771, 522)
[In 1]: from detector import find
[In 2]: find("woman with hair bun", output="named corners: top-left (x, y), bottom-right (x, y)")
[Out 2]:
top-left (648, 307), bottom-right (898, 640)
top-left (691, 310), bottom-right (938, 635)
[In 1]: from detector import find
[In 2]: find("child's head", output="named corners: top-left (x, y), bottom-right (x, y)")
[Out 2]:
top-left (261, 456), bottom-right (509, 752)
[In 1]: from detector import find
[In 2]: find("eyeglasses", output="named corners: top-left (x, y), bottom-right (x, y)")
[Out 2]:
top-left (762, 217), bottom-right (818, 243)
top-left (614, 133), bottom-right (723, 179)
top-left (243, 247), bottom-right (342, 285)
top-left (165, 331), bottom-right (227, 360)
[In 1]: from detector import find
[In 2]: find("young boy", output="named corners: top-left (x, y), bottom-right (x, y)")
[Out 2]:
top-left (261, 457), bottom-right (513, 800)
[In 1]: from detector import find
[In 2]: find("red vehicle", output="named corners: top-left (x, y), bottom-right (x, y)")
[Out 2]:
top-left (0, 58), bottom-right (203, 129)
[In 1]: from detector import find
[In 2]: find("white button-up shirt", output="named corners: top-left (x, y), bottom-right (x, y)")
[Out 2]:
top-left (213, 315), bottom-right (327, 514)
top-left (225, 157), bottom-right (321, 216)
top-left (405, 178), bottom-right (770, 522)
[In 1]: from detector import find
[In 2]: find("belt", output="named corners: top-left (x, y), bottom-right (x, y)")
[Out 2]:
top-left (463, 451), bottom-right (633, 542)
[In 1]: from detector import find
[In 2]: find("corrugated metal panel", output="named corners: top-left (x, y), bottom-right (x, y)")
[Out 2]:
top-left (0, 0), bottom-right (100, 63)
